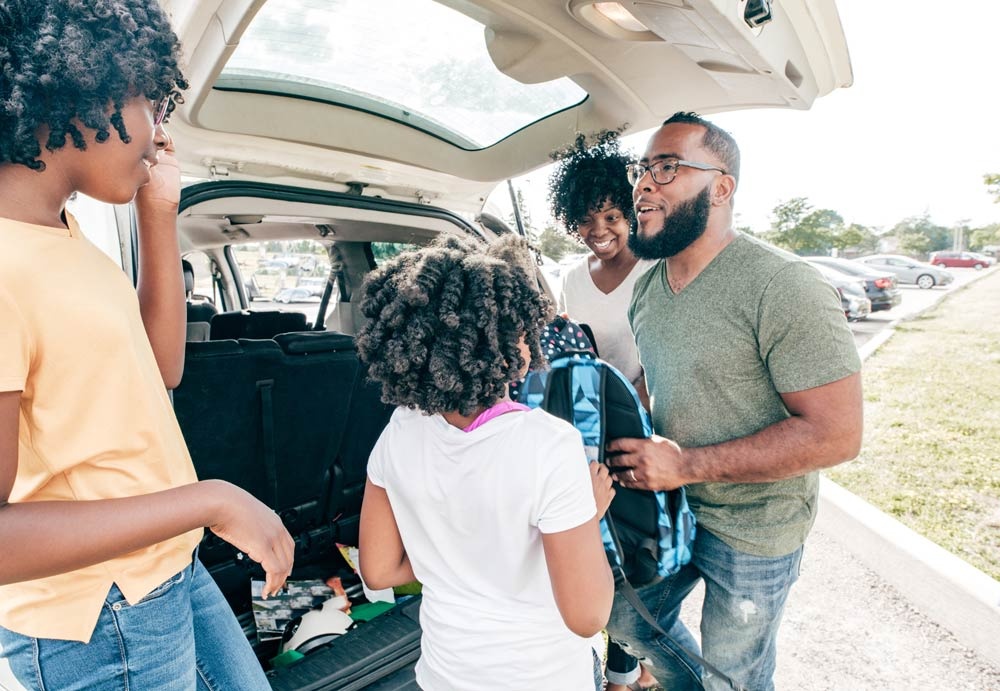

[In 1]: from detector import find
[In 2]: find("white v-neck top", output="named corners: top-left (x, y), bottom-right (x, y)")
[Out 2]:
top-left (557, 257), bottom-right (656, 384)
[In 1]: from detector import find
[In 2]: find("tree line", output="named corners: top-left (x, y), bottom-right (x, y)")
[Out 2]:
top-left (520, 175), bottom-right (1000, 262)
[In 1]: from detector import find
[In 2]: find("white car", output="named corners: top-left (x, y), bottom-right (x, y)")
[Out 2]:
top-left (110, 1), bottom-right (857, 687)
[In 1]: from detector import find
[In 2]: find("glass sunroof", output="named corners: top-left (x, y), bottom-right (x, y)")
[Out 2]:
top-left (218, 0), bottom-right (588, 149)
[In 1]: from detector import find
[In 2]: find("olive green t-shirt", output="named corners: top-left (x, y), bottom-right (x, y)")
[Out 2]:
top-left (629, 234), bottom-right (861, 556)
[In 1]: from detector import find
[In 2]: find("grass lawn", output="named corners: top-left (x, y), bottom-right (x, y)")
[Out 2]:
top-left (826, 268), bottom-right (1000, 581)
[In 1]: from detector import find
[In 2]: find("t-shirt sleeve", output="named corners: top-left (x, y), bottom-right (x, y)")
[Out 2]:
top-left (366, 427), bottom-right (390, 489)
top-left (533, 425), bottom-right (597, 534)
top-left (0, 285), bottom-right (31, 393)
top-left (757, 262), bottom-right (862, 393)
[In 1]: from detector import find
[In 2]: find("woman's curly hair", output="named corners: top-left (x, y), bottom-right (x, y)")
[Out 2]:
top-left (356, 234), bottom-right (552, 416)
top-left (0, 0), bottom-right (187, 171)
top-left (547, 128), bottom-right (635, 238)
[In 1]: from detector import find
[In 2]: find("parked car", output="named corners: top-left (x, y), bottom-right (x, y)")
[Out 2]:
top-left (805, 257), bottom-right (902, 312)
top-left (855, 254), bottom-right (954, 289)
top-left (273, 287), bottom-right (320, 304)
top-left (63, 1), bottom-right (852, 688)
top-left (968, 251), bottom-right (996, 267)
top-left (928, 250), bottom-right (991, 269)
top-left (808, 262), bottom-right (872, 321)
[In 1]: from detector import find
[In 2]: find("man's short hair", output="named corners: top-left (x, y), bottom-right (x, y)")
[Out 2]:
top-left (663, 111), bottom-right (740, 186)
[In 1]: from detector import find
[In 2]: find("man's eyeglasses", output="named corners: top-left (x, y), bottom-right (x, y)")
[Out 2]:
top-left (152, 95), bottom-right (174, 127)
top-left (625, 159), bottom-right (726, 187)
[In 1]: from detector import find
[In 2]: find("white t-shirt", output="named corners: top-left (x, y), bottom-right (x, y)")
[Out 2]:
top-left (367, 406), bottom-right (597, 691)
top-left (558, 258), bottom-right (656, 385)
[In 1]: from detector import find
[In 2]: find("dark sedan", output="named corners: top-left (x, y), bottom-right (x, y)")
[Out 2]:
top-left (805, 256), bottom-right (902, 312)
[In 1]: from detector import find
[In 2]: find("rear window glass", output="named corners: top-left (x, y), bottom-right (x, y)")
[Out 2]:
top-left (235, 241), bottom-right (332, 322)
top-left (371, 242), bottom-right (419, 265)
top-left (218, 0), bottom-right (587, 149)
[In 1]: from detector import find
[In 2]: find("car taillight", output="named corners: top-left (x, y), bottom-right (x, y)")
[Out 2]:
top-left (874, 277), bottom-right (892, 289)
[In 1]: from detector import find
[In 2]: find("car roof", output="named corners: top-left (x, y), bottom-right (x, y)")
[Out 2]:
top-left (162, 0), bottom-right (852, 212)
top-left (806, 256), bottom-right (885, 277)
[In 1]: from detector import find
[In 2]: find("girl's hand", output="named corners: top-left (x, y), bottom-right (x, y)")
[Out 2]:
top-left (205, 481), bottom-right (296, 598)
top-left (590, 461), bottom-right (616, 519)
top-left (135, 128), bottom-right (180, 213)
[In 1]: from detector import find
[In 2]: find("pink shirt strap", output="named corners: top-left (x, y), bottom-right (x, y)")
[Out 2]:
top-left (462, 400), bottom-right (531, 432)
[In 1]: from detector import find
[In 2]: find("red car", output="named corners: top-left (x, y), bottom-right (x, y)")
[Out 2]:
top-left (928, 251), bottom-right (990, 269)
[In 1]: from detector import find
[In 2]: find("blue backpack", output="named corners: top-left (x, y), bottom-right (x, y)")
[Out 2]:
top-left (517, 317), bottom-right (696, 587)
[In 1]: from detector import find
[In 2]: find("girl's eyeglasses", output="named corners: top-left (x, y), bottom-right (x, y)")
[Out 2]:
top-left (153, 95), bottom-right (174, 127)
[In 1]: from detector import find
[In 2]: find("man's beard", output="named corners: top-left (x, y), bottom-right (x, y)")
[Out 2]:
top-left (628, 185), bottom-right (712, 260)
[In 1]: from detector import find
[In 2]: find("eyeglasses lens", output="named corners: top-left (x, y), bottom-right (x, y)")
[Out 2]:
top-left (153, 98), bottom-right (170, 127)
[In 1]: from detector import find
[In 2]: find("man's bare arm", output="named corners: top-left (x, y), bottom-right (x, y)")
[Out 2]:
top-left (607, 372), bottom-right (863, 489)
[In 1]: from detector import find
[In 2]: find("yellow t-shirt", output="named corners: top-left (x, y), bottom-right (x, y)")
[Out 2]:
top-left (0, 214), bottom-right (202, 642)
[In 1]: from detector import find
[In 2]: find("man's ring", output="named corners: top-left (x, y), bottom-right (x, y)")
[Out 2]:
top-left (628, 469), bottom-right (637, 483)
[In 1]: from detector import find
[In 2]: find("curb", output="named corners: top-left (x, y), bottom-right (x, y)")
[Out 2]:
top-left (820, 266), bottom-right (1000, 667)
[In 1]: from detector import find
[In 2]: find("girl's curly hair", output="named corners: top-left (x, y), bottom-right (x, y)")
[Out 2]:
top-left (0, 0), bottom-right (187, 171)
top-left (356, 234), bottom-right (552, 416)
top-left (547, 128), bottom-right (635, 237)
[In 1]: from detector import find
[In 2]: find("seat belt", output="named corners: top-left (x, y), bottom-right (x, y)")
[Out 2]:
top-left (256, 379), bottom-right (279, 508)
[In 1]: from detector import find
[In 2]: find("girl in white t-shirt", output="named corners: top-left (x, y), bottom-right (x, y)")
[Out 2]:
top-left (355, 235), bottom-right (616, 691)
top-left (548, 131), bottom-right (655, 403)
top-left (549, 133), bottom-right (660, 690)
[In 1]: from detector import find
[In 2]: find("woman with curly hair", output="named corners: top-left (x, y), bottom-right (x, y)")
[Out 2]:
top-left (356, 235), bottom-right (616, 690)
top-left (0, 2), bottom-right (292, 688)
top-left (550, 134), bottom-right (665, 690)
top-left (548, 131), bottom-right (655, 397)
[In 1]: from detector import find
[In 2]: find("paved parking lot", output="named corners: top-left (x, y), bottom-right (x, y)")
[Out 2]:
top-left (850, 267), bottom-right (988, 350)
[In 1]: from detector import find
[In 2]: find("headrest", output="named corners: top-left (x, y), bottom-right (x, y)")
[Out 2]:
top-left (182, 259), bottom-right (194, 294)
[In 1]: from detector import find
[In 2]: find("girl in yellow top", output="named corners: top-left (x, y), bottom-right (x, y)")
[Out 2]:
top-left (0, 2), bottom-right (293, 688)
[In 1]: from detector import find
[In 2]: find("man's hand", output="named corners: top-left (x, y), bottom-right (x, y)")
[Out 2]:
top-left (606, 435), bottom-right (688, 492)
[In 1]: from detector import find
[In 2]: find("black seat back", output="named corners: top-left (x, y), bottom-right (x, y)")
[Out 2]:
top-left (173, 330), bottom-right (395, 611)
top-left (210, 310), bottom-right (308, 340)
top-left (328, 367), bottom-right (394, 545)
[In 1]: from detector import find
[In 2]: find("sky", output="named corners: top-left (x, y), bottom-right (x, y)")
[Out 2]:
top-left (509, 0), bottom-right (1000, 234)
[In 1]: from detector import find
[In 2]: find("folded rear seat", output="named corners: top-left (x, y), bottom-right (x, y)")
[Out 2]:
top-left (327, 368), bottom-right (394, 545)
top-left (174, 330), bottom-right (417, 686)
top-left (174, 332), bottom-right (357, 608)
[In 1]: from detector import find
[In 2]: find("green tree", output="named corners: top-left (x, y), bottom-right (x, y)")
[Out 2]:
top-left (534, 224), bottom-right (580, 262)
top-left (764, 197), bottom-right (843, 255)
top-left (984, 173), bottom-right (1000, 203)
top-left (969, 222), bottom-right (1000, 251)
top-left (890, 214), bottom-right (950, 257)
top-left (835, 223), bottom-right (880, 255)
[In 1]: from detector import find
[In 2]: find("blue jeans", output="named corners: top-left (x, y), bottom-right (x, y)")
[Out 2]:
top-left (0, 558), bottom-right (269, 691)
top-left (606, 528), bottom-right (803, 691)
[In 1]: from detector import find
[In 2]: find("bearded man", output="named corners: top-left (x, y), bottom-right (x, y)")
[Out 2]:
top-left (605, 112), bottom-right (863, 691)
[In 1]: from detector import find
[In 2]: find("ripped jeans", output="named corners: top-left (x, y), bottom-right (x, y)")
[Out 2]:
top-left (606, 528), bottom-right (802, 691)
